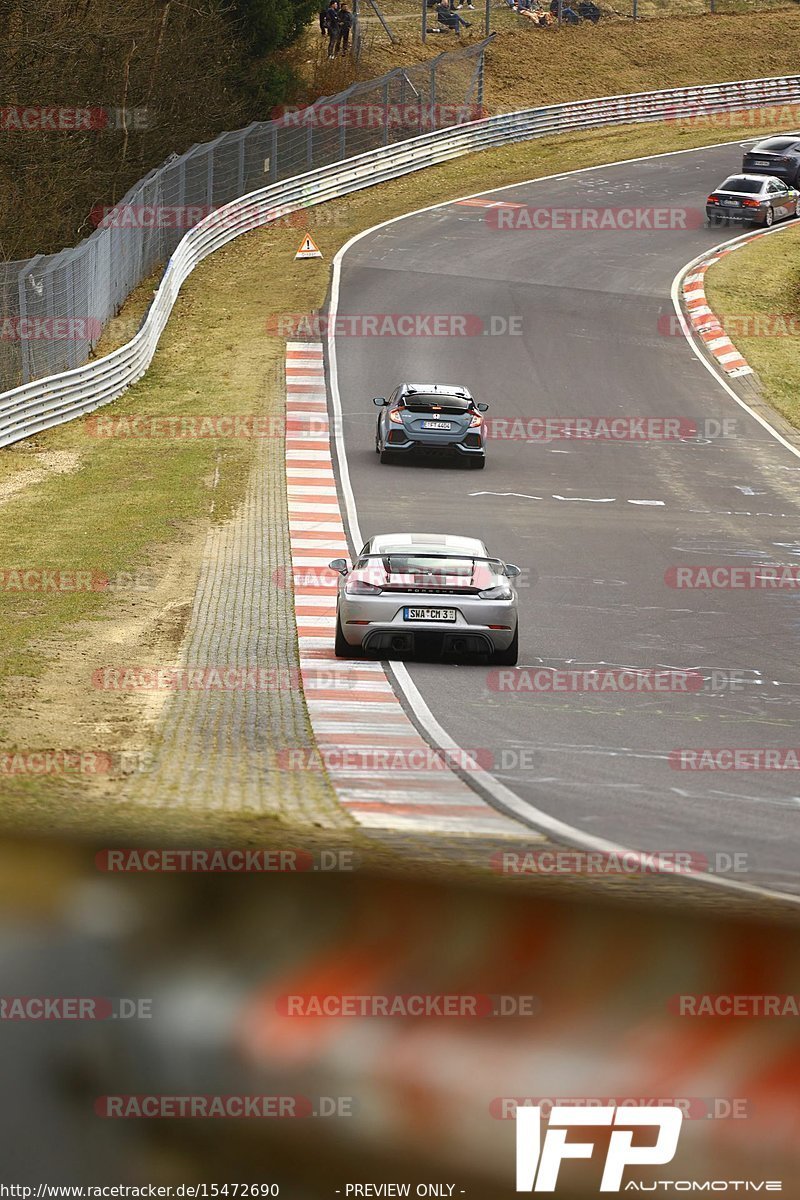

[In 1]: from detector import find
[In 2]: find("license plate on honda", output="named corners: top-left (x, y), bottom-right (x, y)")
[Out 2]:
top-left (421, 421), bottom-right (452, 430)
top-left (403, 607), bottom-right (457, 622)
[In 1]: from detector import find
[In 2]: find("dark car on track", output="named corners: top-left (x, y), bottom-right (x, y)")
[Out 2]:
top-left (706, 174), bottom-right (799, 227)
top-left (741, 136), bottom-right (800, 187)
top-left (373, 382), bottom-right (489, 469)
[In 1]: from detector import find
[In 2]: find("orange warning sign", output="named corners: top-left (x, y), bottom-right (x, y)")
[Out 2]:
top-left (295, 234), bottom-right (323, 260)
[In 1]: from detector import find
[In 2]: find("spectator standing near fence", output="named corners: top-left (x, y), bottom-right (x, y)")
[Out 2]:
top-left (330, 3), bottom-right (352, 55)
top-left (325, 0), bottom-right (340, 55)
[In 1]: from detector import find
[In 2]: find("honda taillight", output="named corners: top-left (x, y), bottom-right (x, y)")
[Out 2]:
top-left (469, 413), bottom-right (483, 427)
top-left (388, 409), bottom-right (404, 424)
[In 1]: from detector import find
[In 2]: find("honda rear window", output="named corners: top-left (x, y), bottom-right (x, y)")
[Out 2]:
top-left (402, 395), bottom-right (471, 412)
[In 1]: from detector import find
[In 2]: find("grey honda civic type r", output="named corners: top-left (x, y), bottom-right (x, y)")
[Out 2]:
top-left (373, 382), bottom-right (489, 468)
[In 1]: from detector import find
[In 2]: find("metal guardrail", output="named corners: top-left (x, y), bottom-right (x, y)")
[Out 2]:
top-left (2, 72), bottom-right (799, 449)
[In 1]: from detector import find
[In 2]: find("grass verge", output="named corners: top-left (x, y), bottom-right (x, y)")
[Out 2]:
top-left (704, 224), bottom-right (800, 429)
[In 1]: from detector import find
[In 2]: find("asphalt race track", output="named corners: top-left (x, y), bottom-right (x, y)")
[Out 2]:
top-left (330, 140), bottom-right (800, 898)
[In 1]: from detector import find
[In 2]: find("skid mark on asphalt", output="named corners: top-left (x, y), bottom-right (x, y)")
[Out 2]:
top-left (284, 341), bottom-right (532, 839)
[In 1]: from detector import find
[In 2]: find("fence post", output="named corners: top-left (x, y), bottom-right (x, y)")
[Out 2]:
top-left (16, 256), bottom-right (40, 386)
top-left (476, 44), bottom-right (487, 116)
top-left (430, 56), bottom-right (437, 130)
top-left (484, 0), bottom-right (490, 36)
top-left (632, 0), bottom-right (637, 18)
top-left (422, 0), bottom-right (427, 42)
top-left (383, 78), bottom-right (391, 146)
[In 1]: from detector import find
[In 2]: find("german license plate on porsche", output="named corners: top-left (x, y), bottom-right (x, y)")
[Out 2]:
top-left (403, 607), bottom-right (456, 622)
top-left (421, 421), bottom-right (452, 430)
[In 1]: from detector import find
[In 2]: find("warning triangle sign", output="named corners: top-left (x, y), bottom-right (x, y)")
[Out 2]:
top-left (295, 234), bottom-right (323, 260)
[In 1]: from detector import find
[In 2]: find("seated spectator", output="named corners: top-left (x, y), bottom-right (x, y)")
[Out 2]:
top-left (550, 0), bottom-right (581, 18)
top-left (578, 0), bottom-right (601, 19)
top-left (435, 1), bottom-right (471, 30)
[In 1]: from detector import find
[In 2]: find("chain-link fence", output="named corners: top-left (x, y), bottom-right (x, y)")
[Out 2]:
top-left (0, 40), bottom-right (489, 393)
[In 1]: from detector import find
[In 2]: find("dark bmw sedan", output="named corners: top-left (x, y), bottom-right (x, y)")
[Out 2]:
top-left (706, 174), bottom-right (798, 227)
top-left (742, 136), bottom-right (800, 186)
top-left (373, 382), bottom-right (489, 468)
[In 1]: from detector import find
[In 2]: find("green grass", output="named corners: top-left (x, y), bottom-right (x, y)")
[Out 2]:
top-left (704, 225), bottom-right (800, 429)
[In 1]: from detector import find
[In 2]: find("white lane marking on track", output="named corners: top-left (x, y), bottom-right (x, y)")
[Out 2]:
top-left (328, 143), bottom-right (800, 906)
top-left (468, 490), bottom-right (543, 499)
top-left (552, 495), bottom-right (616, 503)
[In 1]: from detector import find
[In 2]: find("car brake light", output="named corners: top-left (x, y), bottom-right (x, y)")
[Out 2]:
top-left (469, 413), bottom-right (483, 427)
top-left (388, 409), bottom-right (404, 424)
top-left (345, 580), bottom-right (382, 596)
top-left (742, 198), bottom-right (761, 208)
top-left (706, 195), bottom-right (718, 204)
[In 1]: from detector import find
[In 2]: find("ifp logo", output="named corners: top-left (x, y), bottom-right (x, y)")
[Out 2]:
top-left (516, 1104), bottom-right (684, 1192)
